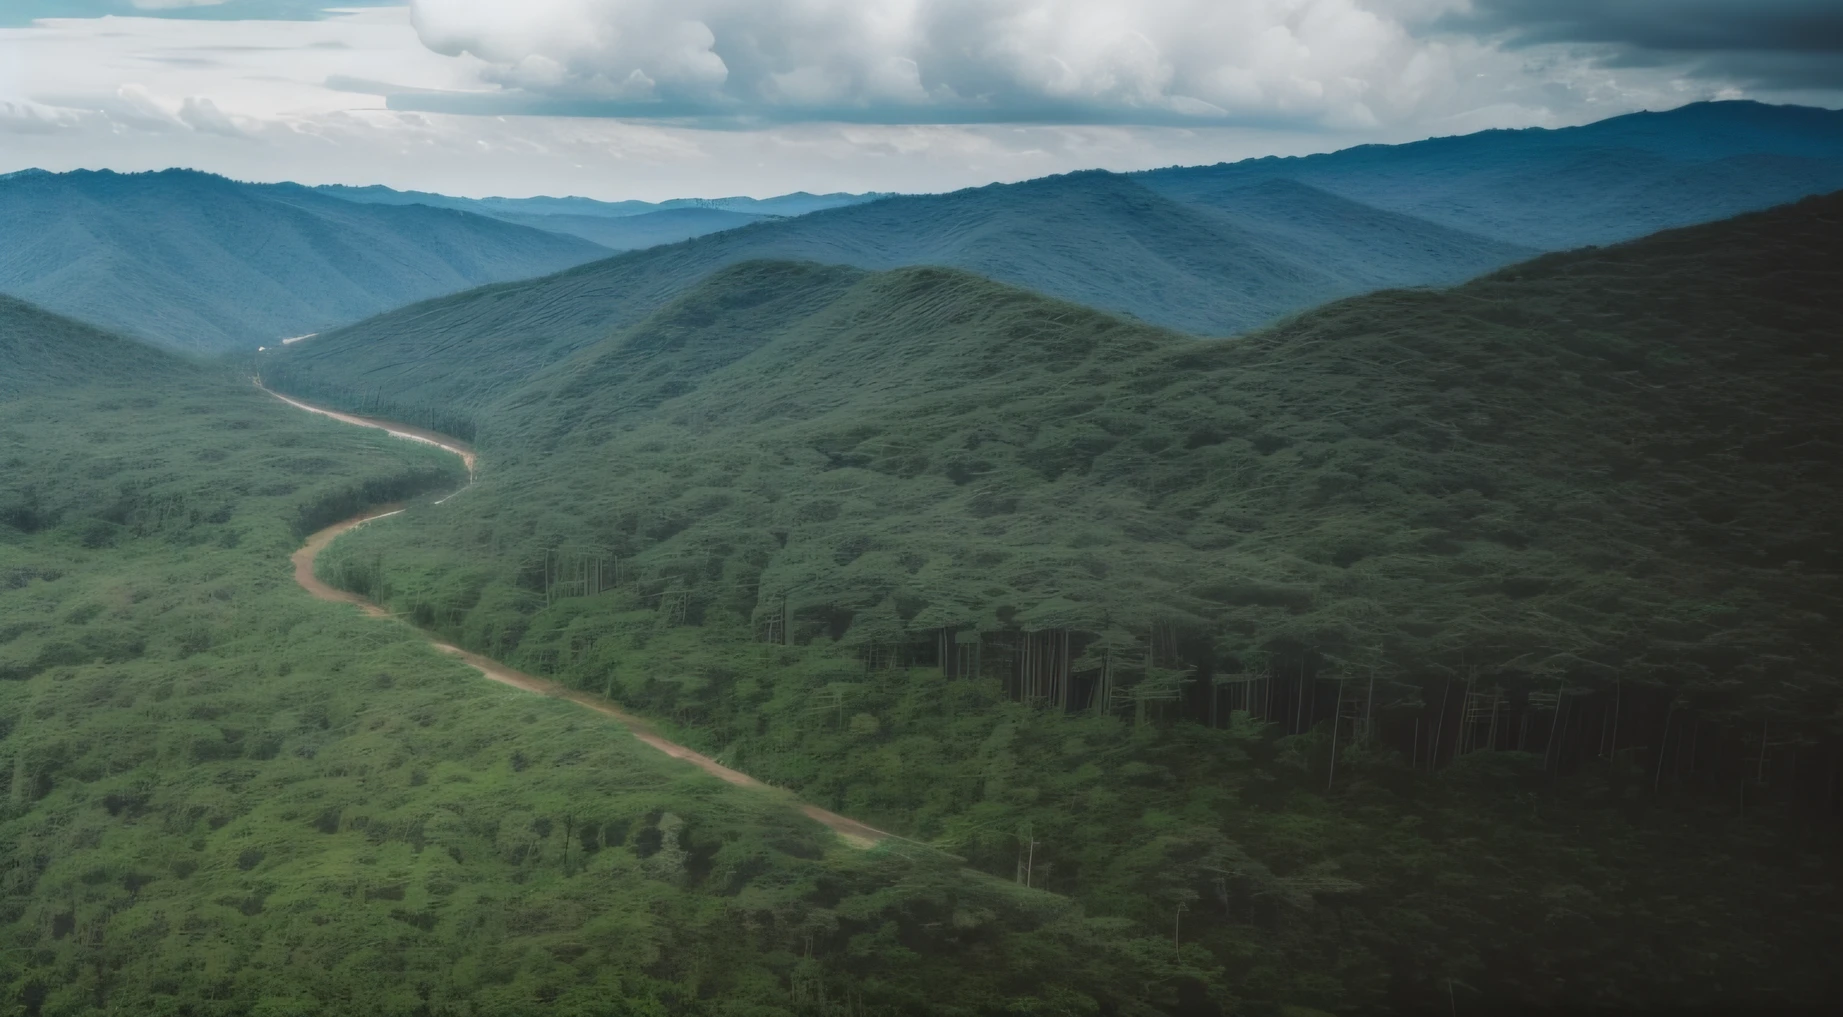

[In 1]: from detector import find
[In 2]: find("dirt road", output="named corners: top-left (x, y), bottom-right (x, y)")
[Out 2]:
top-left (266, 383), bottom-right (892, 849)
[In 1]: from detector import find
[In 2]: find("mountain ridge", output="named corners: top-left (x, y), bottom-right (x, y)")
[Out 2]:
top-left (262, 101), bottom-right (1843, 425)
top-left (314, 189), bottom-right (1843, 718)
top-left (1135, 100), bottom-right (1843, 247)
top-left (0, 293), bottom-right (188, 398)
top-left (260, 167), bottom-right (1533, 427)
top-left (0, 168), bottom-right (612, 352)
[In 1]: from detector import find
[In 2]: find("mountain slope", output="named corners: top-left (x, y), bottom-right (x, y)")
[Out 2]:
top-left (0, 294), bottom-right (187, 398)
top-left (3, 294), bottom-right (1158, 1017)
top-left (486, 206), bottom-right (770, 250)
top-left (0, 169), bottom-right (610, 352)
top-left (262, 102), bottom-right (1842, 423)
top-left (262, 169), bottom-right (1532, 426)
top-left (312, 183), bottom-right (890, 219)
top-left (312, 191), bottom-right (1843, 716)
top-left (1137, 100), bottom-right (1843, 248)
top-left (305, 195), bottom-right (1843, 1013)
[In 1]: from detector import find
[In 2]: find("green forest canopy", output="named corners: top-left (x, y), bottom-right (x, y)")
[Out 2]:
top-left (0, 189), bottom-right (1837, 1012)
top-left (2, 306), bottom-right (1204, 1016)
top-left (285, 194), bottom-right (1843, 728)
top-left (298, 197), bottom-right (1843, 1013)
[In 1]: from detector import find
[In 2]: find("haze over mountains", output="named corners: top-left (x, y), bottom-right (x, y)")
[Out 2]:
top-left (311, 184), bottom-right (889, 220)
top-left (305, 184), bottom-right (893, 251)
top-left (5, 102), bottom-right (1835, 364)
top-left (0, 169), bottom-right (611, 353)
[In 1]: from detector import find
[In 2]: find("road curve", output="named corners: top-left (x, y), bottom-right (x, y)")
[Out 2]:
top-left (265, 384), bottom-right (892, 850)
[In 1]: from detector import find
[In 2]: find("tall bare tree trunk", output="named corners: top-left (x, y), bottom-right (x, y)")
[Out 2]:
top-left (1655, 706), bottom-right (1675, 794)
top-left (1432, 679), bottom-right (1450, 771)
top-left (1327, 683), bottom-right (1342, 791)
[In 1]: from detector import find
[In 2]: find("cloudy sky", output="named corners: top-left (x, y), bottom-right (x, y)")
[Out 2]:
top-left (2, 0), bottom-right (1838, 200)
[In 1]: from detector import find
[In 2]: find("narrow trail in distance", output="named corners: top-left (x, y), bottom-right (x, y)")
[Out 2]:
top-left (261, 382), bottom-right (892, 849)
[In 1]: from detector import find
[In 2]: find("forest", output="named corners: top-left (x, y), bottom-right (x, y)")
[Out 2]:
top-left (4, 3), bottom-right (1842, 1006)
top-left (280, 196), bottom-right (1843, 1012)
top-left (1, 311), bottom-right (1258, 1016)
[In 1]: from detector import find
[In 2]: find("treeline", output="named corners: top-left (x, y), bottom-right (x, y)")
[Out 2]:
top-left (287, 467), bottom-right (465, 539)
top-left (256, 365), bottom-right (481, 442)
top-left (315, 557), bottom-right (1843, 1013)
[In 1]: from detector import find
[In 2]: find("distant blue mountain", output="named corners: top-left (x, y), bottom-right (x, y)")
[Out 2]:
top-left (473, 207), bottom-right (775, 251)
top-left (256, 166), bottom-right (1537, 418)
top-left (0, 169), bottom-right (611, 353)
top-left (310, 184), bottom-right (890, 219)
top-left (308, 183), bottom-right (891, 247)
top-left (1135, 101), bottom-right (1843, 249)
top-left (259, 100), bottom-right (1843, 428)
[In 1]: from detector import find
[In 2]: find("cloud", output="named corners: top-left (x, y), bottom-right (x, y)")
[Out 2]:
top-left (30, 85), bottom-right (251, 137)
top-left (0, 99), bottom-right (74, 134)
top-left (0, 1), bottom-right (405, 29)
top-left (403, 0), bottom-right (1520, 128)
top-left (1454, 0), bottom-right (1843, 89)
top-left (131, 0), bottom-right (232, 10)
top-left (1, 1), bottom-right (1829, 201)
top-left (178, 95), bottom-right (245, 134)
top-left (103, 82), bottom-right (192, 130)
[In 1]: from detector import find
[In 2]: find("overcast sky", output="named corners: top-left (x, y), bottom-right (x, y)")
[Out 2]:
top-left (2, 0), bottom-right (1838, 200)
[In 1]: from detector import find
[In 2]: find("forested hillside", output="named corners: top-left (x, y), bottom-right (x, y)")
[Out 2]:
top-left (0, 302), bottom-right (1207, 1015)
top-left (1136, 100), bottom-right (1843, 248)
top-left (294, 196), bottom-right (1843, 1012)
top-left (0, 295), bottom-right (187, 399)
top-left (0, 169), bottom-right (609, 352)
top-left (262, 169), bottom-right (1532, 427)
top-left (260, 101), bottom-right (1843, 426)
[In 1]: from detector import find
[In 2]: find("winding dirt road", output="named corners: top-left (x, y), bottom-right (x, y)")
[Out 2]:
top-left (263, 382), bottom-right (891, 849)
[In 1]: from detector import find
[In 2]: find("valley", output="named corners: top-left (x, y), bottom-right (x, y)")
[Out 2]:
top-left (2, 303), bottom-right (1140, 1015)
top-left (265, 193), bottom-right (1842, 1013)
top-left (3, 93), bottom-right (1840, 1016)
top-left (267, 386), bottom-right (895, 850)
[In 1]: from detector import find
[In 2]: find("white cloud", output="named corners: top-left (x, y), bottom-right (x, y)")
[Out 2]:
top-left (405, 0), bottom-right (1535, 127)
top-left (0, 99), bottom-right (74, 134)
top-left (130, 0), bottom-right (232, 9)
top-left (107, 82), bottom-right (190, 130)
top-left (0, 3), bottom-right (1828, 199)
top-left (178, 95), bottom-right (244, 135)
